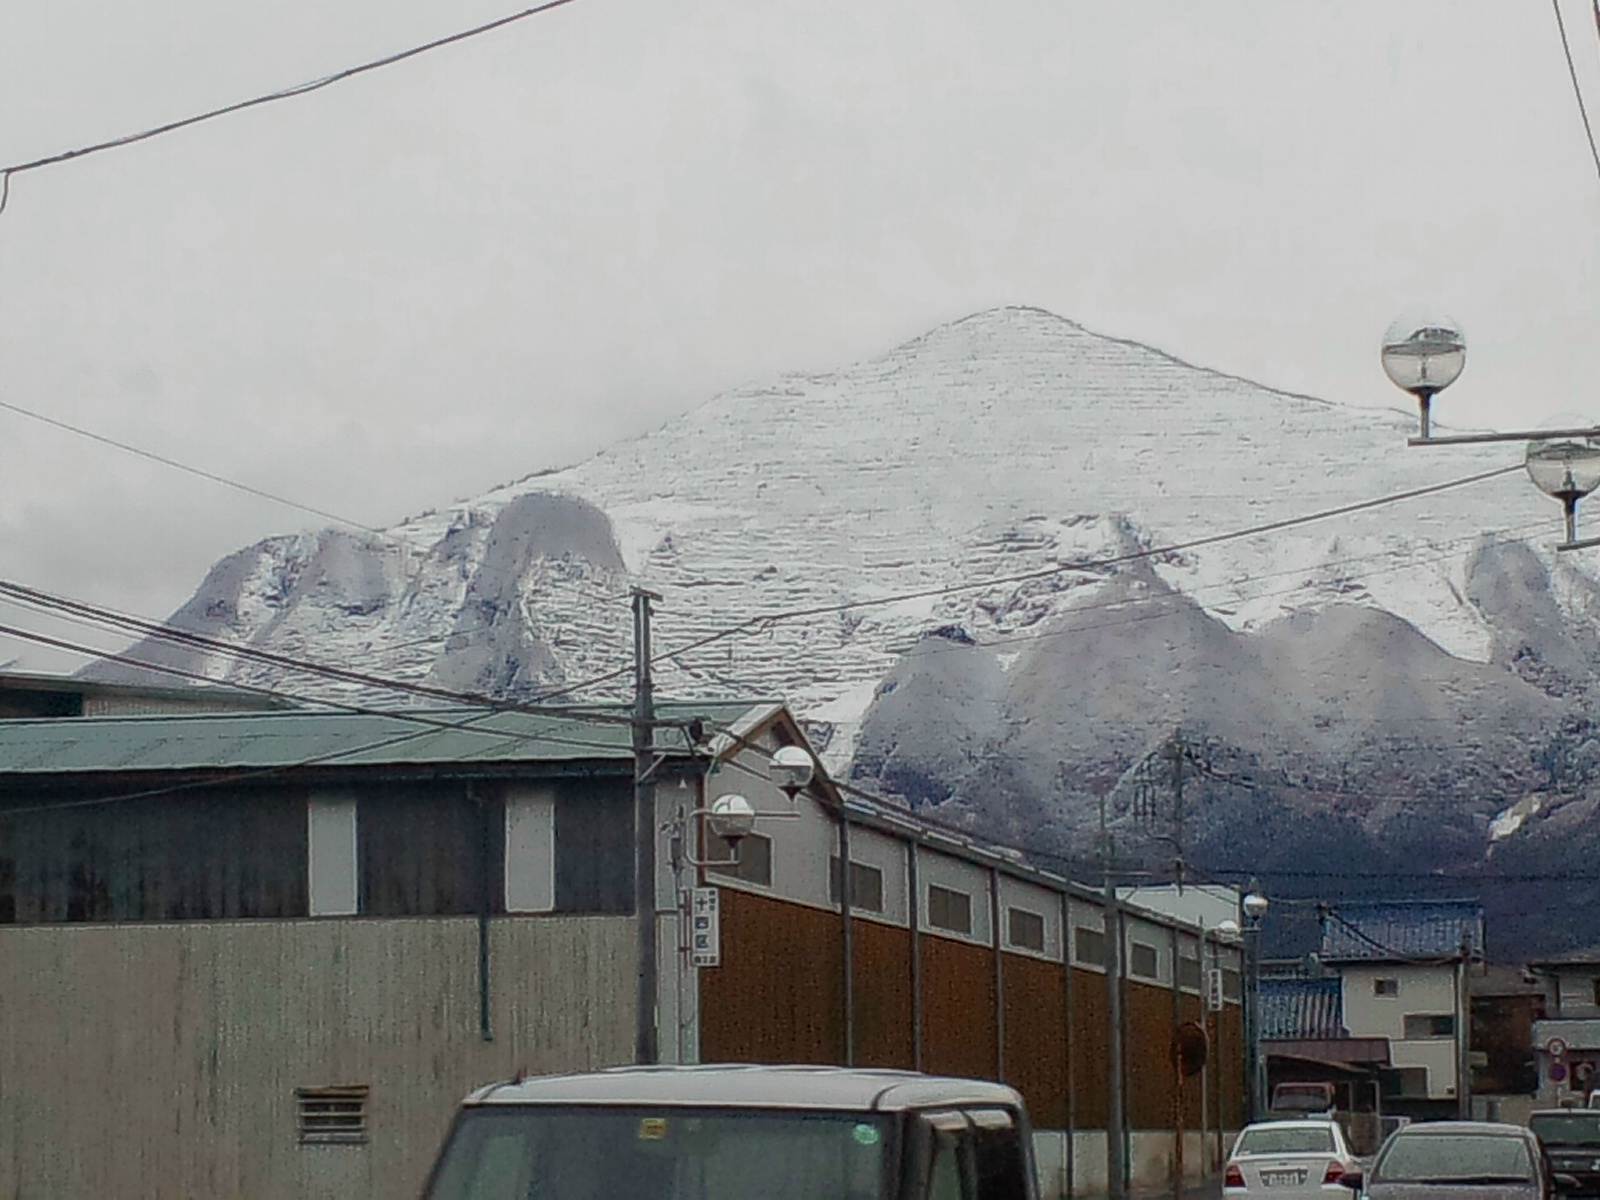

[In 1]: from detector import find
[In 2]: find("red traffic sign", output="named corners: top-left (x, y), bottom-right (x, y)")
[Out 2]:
top-left (1548, 1037), bottom-right (1569, 1059)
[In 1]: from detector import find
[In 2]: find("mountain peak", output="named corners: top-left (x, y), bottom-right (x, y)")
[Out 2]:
top-left (84, 307), bottom-right (1600, 957)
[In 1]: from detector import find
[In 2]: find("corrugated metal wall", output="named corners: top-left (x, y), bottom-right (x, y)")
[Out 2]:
top-left (699, 888), bottom-right (844, 1064)
top-left (0, 915), bottom-right (634, 1199)
top-left (1003, 954), bottom-right (1068, 1126)
top-left (701, 887), bottom-right (1246, 1139)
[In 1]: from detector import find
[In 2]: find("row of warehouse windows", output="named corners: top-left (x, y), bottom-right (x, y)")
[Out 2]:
top-left (1073, 926), bottom-right (1239, 995)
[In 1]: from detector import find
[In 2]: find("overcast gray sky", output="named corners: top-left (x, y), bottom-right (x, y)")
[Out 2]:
top-left (0, 0), bottom-right (1597, 672)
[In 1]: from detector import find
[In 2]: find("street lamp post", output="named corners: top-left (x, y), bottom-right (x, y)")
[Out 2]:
top-left (1525, 423), bottom-right (1600, 545)
top-left (1381, 314), bottom-right (1466, 442)
top-left (1381, 316), bottom-right (1600, 549)
top-left (1242, 887), bottom-right (1269, 1122)
top-left (1207, 918), bottom-right (1242, 1174)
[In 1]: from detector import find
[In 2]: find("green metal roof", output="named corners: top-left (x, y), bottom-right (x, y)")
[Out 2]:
top-left (0, 700), bottom-right (769, 776)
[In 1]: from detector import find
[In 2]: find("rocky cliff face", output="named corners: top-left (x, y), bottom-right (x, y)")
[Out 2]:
top-left (86, 307), bottom-right (1600, 955)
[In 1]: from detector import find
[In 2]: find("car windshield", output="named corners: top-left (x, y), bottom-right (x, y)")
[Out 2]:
top-left (1236, 1127), bottom-right (1336, 1155)
top-left (1531, 1114), bottom-right (1600, 1147)
top-left (1375, 1133), bottom-right (1533, 1183)
top-left (424, 1106), bottom-right (893, 1200)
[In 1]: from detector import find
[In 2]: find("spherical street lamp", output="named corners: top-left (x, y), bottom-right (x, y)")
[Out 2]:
top-left (771, 745), bottom-right (815, 802)
top-left (1381, 315), bottom-right (1600, 549)
top-left (1526, 417), bottom-right (1600, 545)
top-left (1381, 314), bottom-right (1466, 439)
top-left (707, 793), bottom-right (757, 843)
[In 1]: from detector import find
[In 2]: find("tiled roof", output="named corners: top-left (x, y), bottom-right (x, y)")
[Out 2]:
top-left (1260, 976), bottom-right (1344, 1039)
top-left (1320, 900), bottom-right (1483, 963)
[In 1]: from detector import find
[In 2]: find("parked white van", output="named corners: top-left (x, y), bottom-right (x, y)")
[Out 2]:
top-left (421, 1063), bottom-right (1039, 1199)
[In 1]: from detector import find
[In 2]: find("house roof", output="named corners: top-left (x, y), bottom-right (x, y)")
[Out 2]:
top-left (0, 700), bottom-right (769, 776)
top-left (1260, 976), bottom-right (1344, 1039)
top-left (1320, 899), bottom-right (1483, 963)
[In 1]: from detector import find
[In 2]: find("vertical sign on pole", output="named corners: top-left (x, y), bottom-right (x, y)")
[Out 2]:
top-left (691, 886), bottom-right (721, 968)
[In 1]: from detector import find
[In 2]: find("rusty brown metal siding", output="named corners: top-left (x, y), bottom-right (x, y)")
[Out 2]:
top-left (0, 916), bottom-right (633, 1200)
top-left (920, 933), bottom-right (999, 1081)
top-left (1126, 980), bottom-right (1178, 1129)
top-left (701, 888), bottom-right (1247, 1137)
top-left (852, 917), bottom-right (915, 1069)
top-left (698, 888), bottom-right (845, 1064)
top-left (1002, 952), bottom-right (1068, 1127)
top-left (1070, 966), bottom-right (1111, 1128)
top-left (1214, 998), bottom-right (1246, 1129)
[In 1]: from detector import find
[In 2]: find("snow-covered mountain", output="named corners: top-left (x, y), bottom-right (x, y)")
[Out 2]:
top-left (89, 307), bottom-right (1600, 954)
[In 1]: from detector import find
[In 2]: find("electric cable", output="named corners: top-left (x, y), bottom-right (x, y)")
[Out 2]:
top-left (0, 395), bottom-right (640, 627)
top-left (0, 0), bottom-right (582, 216)
top-left (0, 397), bottom-right (413, 544)
top-left (811, 514), bottom-right (1553, 677)
top-left (701, 716), bottom-right (1600, 889)
top-left (641, 464), bottom-right (1524, 679)
top-left (0, 618), bottom-right (637, 756)
top-left (1554, 0), bottom-right (1600, 186)
top-left (0, 575), bottom-right (644, 722)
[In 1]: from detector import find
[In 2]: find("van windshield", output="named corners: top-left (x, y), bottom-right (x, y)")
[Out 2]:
top-left (424, 1106), bottom-right (893, 1200)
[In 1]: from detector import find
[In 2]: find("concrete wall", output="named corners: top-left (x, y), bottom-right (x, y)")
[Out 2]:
top-left (1343, 963), bottom-right (1460, 1098)
top-left (0, 915), bottom-right (634, 1199)
top-left (1035, 1129), bottom-right (1237, 1199)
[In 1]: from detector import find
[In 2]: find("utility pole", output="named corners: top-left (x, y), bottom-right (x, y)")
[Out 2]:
top-left (1103, 794), bottom-right (1128, 1200)
top-left (1167, 728), bottom-right (1186, 891)
top-left (1456, 933), bottom-right (1472, 1119)
top-left (1126, 728), bottom-right (1191, 889)
top-left (633, 588), bottom-right (661, 1065)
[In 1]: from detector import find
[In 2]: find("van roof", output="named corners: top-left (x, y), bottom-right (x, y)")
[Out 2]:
top-left (464, 1064), bottom-right (1026, 1113)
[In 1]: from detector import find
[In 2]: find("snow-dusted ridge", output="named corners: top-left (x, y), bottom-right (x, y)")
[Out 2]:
top-left (94, 307), bottom-right (1583, 732)
top-left (87, 308), bottom-right (1600, 957)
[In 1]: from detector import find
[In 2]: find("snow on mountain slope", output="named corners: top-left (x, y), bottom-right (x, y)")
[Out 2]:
top-left (89, 306), bottom-right (1584, 767)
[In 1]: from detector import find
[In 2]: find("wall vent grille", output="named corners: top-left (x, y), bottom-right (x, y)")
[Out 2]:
top-left (296, 1085), bottom-right (369, 1145)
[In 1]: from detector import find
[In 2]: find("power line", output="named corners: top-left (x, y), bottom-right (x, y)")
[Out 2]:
top-left (0, 617), bottom-right (639, 754)
top-left (646, 463), bottom-right (1524, 676)
top-left (1554, 0), bottom-right (1600, 186)
top-left (860, 514), bottom-right (1552, 672)
top-left (0, 394), bottom-right (638, 621)
top-left (0, 628), bottom-right (687, 824)
top-left (0, 0), bottom-right (582, 216)
top-left (0, 460), bottom-right (1527, 734)
top-left (0, 577), bottom-right (654, 727)
top-left (0, 396), bottom-right (408, 543)
top-left (0, 579), bottom-right (641, 720)
top-left (707, 719), bottom-right (1600, 888)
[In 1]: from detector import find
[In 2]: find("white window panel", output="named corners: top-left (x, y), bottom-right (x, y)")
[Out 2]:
top-left (504, 788), bottom-right (555, 913)
top-left (307, 796), bottom-right (358, 917)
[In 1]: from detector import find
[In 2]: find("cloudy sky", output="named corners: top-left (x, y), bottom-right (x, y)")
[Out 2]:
top-left (0, 0), bottom-right (1597, 672)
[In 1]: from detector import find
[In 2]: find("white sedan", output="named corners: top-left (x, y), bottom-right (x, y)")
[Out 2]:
top-left (1225, 1119), bottom-right (1360, 1200)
